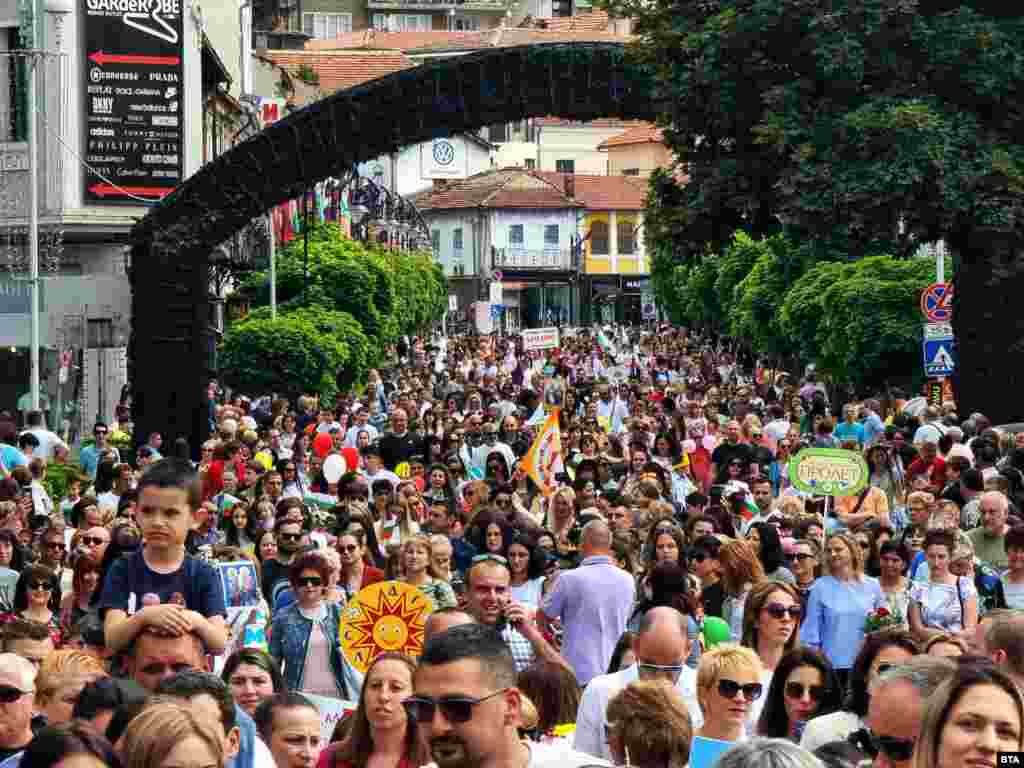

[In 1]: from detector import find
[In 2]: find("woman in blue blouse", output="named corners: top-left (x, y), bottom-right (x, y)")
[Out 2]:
top-left (799, 533), bottom-right (882, 691)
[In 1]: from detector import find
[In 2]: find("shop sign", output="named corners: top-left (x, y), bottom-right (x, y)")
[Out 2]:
top-left (623, 277), bottom-right (651, 292)
top-left (82, 0), bottom-right (184, 203)
top-left (522, 327), bottom-right (560, 351)
top-left (788, 448), bottom-right (869, 497)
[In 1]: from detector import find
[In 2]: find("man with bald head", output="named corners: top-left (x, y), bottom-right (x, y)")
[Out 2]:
top-left (423, 607), bottom-right (476, 641)
top-left (0, 653), bottom-right (37, 763)
top-left (574, 607), bottom-right (701, 760)
top-left (540, 519), bottom-right (635, 686)
top-left (378, 407), bottom-right (423, 471)
top-left (968, 490), bottom-right (1010, 571)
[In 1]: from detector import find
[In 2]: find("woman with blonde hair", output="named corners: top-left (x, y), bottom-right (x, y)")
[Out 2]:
top-left (719, 539), bottom-right (767, 642)
top-left (694, 644), bottom-right (765, 743)
top-left (34, 649), bottom-right (108, 725)
top-left (605, 680), bottom-right (693, 768)
top-left (398, 534), bottom-right (456, 609)
top-left (799, 533), bottom-right (883, 690)
top-left (121, 702), bottom-right (225, 768)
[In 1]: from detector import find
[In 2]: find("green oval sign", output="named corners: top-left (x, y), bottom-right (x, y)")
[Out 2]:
top-left (788, 448), bottom-right (869, 497)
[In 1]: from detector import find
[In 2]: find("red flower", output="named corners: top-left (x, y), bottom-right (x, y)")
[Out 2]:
top-left (876, 607), bottom-right (890, 617)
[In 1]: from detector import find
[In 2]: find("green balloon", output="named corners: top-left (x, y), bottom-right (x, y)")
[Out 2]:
top-left (702, 617), bottom-right (732, 648)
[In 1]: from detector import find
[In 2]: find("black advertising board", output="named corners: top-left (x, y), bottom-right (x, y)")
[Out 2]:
top-left (83, 0), bottom-right (184, 204)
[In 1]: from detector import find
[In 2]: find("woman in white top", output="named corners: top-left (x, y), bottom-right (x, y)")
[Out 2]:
top-left (909, 529), bottom-right (977, 644)
top-left (507, 533), bottom-right (547, 609)
top-left (1001, 526), bottom-right (1024, 609)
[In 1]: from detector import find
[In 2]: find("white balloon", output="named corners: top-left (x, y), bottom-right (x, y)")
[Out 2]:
top-left (323, 453), bottom-right (347, 484)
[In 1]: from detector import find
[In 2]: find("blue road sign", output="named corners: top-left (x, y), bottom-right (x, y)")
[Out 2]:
top-left (923, 337), bottom-right (955, 377)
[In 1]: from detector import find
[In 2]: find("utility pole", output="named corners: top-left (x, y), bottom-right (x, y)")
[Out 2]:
top-left (28, 48), bottom-right (40, 411)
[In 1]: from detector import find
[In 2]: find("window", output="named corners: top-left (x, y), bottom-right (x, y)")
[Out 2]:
top-left (453, 227), bottom-right (463, 251)
top-left (618, 221), bottom-right (636, 255)
top-left (544, 225), bottom-right (559, 247)
top-left (87, 319), bottom-right (115, 348)
top-left (302, 12), bottom-right (352, 39)
top-left (622, 168), bottom-right (640, 176)
top-left (590, 220), bottom-right (609, 255)
top-left (555, 159), bottom-right (575, 173)
top-left (509, 224), bottom-right (524, 246)
top-left (432, 229), bottom-right (440, 255)
top-left (372, 13), bottom-right (430, 31)
top-left (4, 29), bottom-right (28, 142)
top-left (453, 15), bottom-right (480, 30)
top-left (488, 123), bottom-right (508, 143)
top-left (524, 158), bottom-right (536, 169)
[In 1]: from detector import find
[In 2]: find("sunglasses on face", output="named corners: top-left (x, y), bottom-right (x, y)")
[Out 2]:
top-left (279, 533), bottom-right (303, 542)
top-left (339, 544), bottom-right (359, 553)
top-left (296, 576), bottom-right (322, 587)
top-left (44, 542), bottom-right (64, 550)
top-left (791, 553), bottom-right (816, 562)
top-left (785, 682), bottom-right (827, 701)
top-left (82, 536), bottom-right (107, 547)
top-left (29, 581), bottom-right (53, 591)
top-left (403, 688), bottom-right (507, 724)
top-left (0, 685), bottom-right (31, 704)
top-left (863, 729), bottom-right (915, 762)
top-left (764, 603), bottom-right (802, 620)
top-left (717, 679), bottom-right (763, 701)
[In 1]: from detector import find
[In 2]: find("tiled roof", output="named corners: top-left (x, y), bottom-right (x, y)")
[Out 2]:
top-left (524, 10), bottom-right (613, 32)
top-left (531, 171), bottom-right (647, 210)
top-left (259, 50), bottom-right (416, 93)
top-left (410, 168), bottom-right (583, 211)
top-left (305, 30), bottom-right (480, 52)
top-left (406, 26), bottom-right (633, 52)
top-left (597, 121), bottom-right (665, 149)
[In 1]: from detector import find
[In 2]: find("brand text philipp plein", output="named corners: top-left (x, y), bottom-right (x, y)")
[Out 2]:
top-left (87, 0), bottom-right (180, 13)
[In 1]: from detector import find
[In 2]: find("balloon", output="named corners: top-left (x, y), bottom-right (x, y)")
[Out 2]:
top-left (702, 617), bottom-right (731, 648)
top-left (395, 462), bottom-right (411, 479)
top-left (253, 451), bottom-right (274, 471)
top-left (323, 454), bottom-right (347, 484)
top-left (312, 432), bottom-right (333, 459)
top-left (341, 447), bottom-right (360, 473)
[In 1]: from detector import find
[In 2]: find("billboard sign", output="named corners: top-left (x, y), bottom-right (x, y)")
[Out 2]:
top-left (420, 137), bottom-right (468, 179)
top-left (521, 327), bottom-right (560, 351)
top-left (83, 0), bottom-right (184, 203)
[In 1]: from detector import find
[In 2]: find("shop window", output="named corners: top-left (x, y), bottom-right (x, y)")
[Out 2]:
top-left (618, 221), bottom-right (636, 255)
top-left (590, 220), bottom-right (609, 255)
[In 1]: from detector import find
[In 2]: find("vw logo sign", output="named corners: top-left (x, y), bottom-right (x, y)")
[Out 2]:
top-left (432, 140), bottom-right (455, 166)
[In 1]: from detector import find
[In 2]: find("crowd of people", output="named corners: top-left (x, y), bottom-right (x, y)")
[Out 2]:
top-left (0, 323), bottom-right (1023, 768)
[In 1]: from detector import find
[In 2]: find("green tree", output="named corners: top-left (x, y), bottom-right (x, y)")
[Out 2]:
top-left (729, 234), bottom-right (804, 359)
top-left (621, 0), bottom-right (1024, 420)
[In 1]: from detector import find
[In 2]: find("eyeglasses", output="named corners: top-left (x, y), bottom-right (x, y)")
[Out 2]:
top-left (764, 603), bottom-right (802, 620)
top-left (716, 679), bottom-right (763, 701)
top-left (94, 430), bottom-right (108, 436)
top-left (44, 542), bottom-right (64, 550)
top-left (784, 682), bottom-right (827, 701)
top-left (791, 553), bottom-right (816, 562)
top-left (296, 576), bottom-right (322, 588)
top-left (0, 685), bottom-right (32, 703)
top-left (403, 688), bottom-right (507, 724)
top-left (339, 544), bottom-right (359, 553)
top-left (82, 536), bottom-right (108, 547)
top-left (863, 728), bottom-right (916, 762)
top-left (279, 533), bottom-right (303, 542)
top-left (471, 553), bottom-right (508, 566)
top-left (29, 581), bottom-right (53, 592)
top-left (638, 662), bottom-right (685, 682)
top-left (495, 497), bottom-right (512, 508)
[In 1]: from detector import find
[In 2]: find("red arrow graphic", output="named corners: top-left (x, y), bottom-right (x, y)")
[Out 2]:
top-left (89, 51), bottom-right (180, 66)
top-left (88, 183), bottom-right (172, 198)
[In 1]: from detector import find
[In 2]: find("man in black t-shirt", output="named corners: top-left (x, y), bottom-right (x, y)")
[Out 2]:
top-left (0, 653), bottom-right (36, 763)
top-left (710, 420), bottom-right (752, 484)
top-left (377, 408), bottom-right (423, 471)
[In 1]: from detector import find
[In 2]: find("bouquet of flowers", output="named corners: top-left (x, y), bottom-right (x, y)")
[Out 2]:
top-left (864, 605), bottom-right (903, 633)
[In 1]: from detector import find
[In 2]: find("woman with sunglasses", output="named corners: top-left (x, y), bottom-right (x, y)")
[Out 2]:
top-left (798, 628), bottom-right (917, 752)
top-left (337, 529), bottom-right (385, 601)
top-left (694, 644), bottom-right (765, 744)
top-left (269, 551), bottom-right (352, 698)
top-left (741, 582), bottom-right (802, 715)
top-left (756, 647), bottom-right (841, 741)
top-left (2, 563), bottom-right (62, 643)
top-left (317, 652), bottom-right (426, 768)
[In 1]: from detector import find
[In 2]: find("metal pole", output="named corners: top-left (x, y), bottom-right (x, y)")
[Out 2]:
top-left (268, 212), bottom-right (276, 320)
top-left (303, 192), bottom-right (309, 305)
top-left (936, 244), bottom-right (945, 284)
top-left (28, 52), bottom-right (40, 411)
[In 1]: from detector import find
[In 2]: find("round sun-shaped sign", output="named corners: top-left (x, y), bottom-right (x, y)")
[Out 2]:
top-left (340, 581), bottom-right (434, 672)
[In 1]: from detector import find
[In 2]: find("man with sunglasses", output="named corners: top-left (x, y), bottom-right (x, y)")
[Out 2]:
top-left (575, 607), bottom-right (702, 760)
top-left (409, 623), bottom-right (597, 768)
top-left (0, 653), bottom-right (36, 764)
top-left (79, 422), bottom-right (119, 481)
top-left (260, 516), bottom-right (306, 604)
top-left (860, 657), bottom-right (956, 768)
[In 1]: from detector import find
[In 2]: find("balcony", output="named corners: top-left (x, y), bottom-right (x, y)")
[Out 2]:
top-left (367, 0), bottom-right (508, 10)
top-left (493, 247), bottom-right (574, 271)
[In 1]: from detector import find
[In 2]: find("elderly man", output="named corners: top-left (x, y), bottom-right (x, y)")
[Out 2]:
top-left (0, 653), bottom-right (36, 764)
top-left (575, 607), bottom-right (702, 760)
top-left (969, 490), bottom-right (1010, 572)
top-left (862, 657), bottom-right (957, 768)
top-left (378, 408), bottom-right (423, 471)
top-left (540, 520), bottom-right (635, 686)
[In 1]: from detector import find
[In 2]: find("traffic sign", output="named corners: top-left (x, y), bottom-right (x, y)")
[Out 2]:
top-left (920, 282), bottom-right (953, 322)
top-left (923, 322), bottom-right (952, 340)
top-left (923, 337), bottom-right (956, 377)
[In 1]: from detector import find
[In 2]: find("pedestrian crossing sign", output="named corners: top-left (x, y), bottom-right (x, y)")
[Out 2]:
top-left (923, 338), bottom-right (955, 376)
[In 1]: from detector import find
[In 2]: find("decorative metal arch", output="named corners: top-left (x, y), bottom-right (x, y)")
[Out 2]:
top-left (128, 41), bottom-right (665, 454)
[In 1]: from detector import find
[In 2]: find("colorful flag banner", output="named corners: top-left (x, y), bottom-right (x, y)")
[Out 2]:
top-left (519, 409), bottom-right (564, 496)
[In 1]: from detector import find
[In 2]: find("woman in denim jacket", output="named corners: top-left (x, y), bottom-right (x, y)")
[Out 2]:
top-left (269, 551), bottom-right (362, 698)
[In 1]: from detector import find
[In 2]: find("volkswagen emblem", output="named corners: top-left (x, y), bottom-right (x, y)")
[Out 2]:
top-left (433, 140), bottom-right (455, 166)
